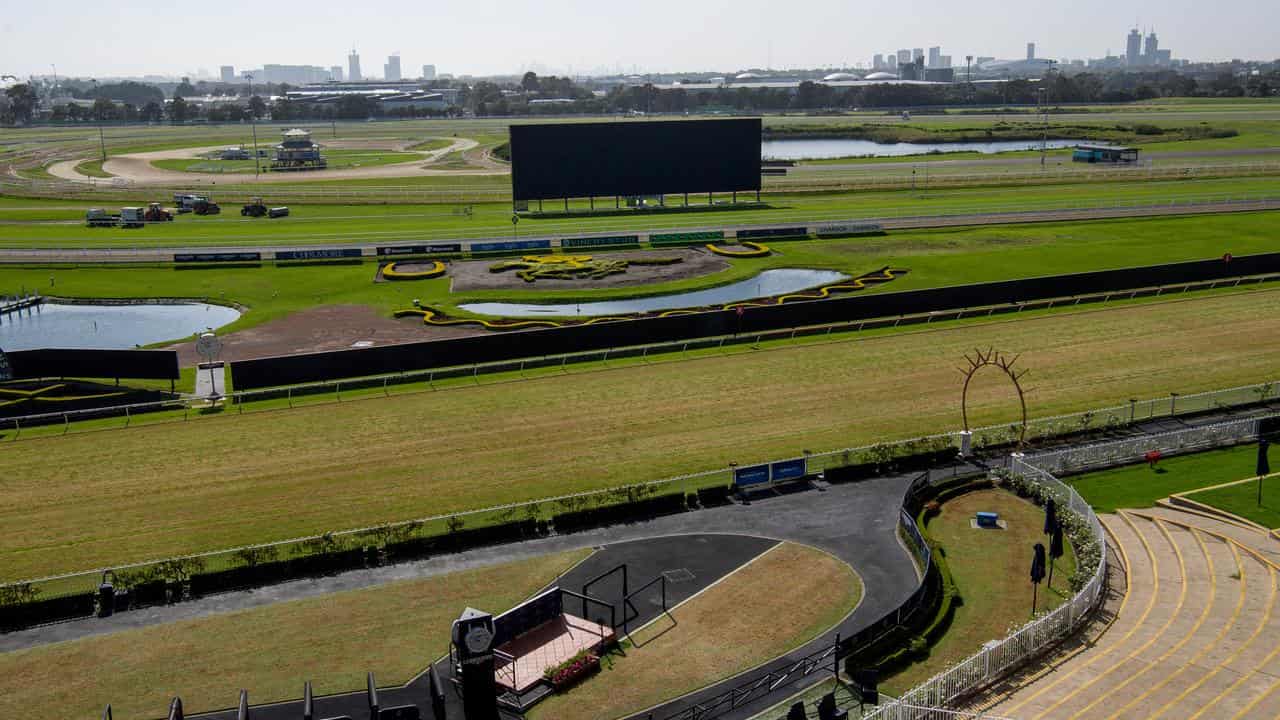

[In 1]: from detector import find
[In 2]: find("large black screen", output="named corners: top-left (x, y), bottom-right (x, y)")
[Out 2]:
top-left (509, 119), bottom-right (762, 201)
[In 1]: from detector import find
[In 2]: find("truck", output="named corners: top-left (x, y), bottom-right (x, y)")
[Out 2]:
top-left (85, 208), bottom-right (118, 227)
top-left (173, 194), bottom-right (220, 215)
top-left (120, 207), bottom-right (146, 228)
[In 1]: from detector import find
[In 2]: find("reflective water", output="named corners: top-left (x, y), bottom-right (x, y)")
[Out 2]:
top-left (0, 302), bottom-right (241, 350)
top-left (460, 268), bottom-right (848, 318)
top-left (761, 138), bottom-right (1081, 160)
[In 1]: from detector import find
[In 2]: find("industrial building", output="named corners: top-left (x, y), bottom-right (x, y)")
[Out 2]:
top-left (384, 54), bottom-right (401, 82)
top-left (1072, 144), bottom-right (1139, 163)
top-left (285, 82), bottom-right (459, 111)
top-left (272, 128), bottom-right (326, 171)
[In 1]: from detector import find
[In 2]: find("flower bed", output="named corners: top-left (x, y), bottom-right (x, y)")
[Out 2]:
top-left (544, 649), bottom-right (601, 691)
top-left (382, 261), bottom-right (446, 280)
top-left (706, 241), bottom-right (770, 257)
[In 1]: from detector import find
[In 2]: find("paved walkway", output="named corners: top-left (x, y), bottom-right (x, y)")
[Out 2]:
top-left (978, 506), bottom-right (1280, 720)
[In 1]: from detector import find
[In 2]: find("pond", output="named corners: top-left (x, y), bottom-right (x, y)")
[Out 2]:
top-left (459, 268), bottom-right (848, 318)
top-left (761, 138), bottom-right (1082, 160)
top-left (0, 301), bottom-right (241, 351)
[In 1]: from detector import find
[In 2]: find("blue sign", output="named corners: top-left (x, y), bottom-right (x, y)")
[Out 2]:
top-left (734, 464), bottom-right (771, 487)
top-left (376, 244), bottom-right (462, 256)
top-left (275, 248), bottom-right (362, 261)
top-left (173, 252), bottom-right (262, 263)
top-left (470, 239), bottom-right (551, 253)
top-left (770, 458), bottom-right (807, 483)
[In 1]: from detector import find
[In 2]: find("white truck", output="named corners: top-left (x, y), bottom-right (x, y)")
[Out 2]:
top-left (120, 207), bottom-right (146, 228)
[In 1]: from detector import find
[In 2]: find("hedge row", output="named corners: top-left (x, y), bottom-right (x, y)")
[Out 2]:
top-left (552, 492), bottom-right (690, 534)
top-left (0, 592), bottom-right (96, 631)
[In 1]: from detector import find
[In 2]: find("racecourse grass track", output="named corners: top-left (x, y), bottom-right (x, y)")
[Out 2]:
top-left (2, 177), bottom-right (1279, 249)
top-left (527, 542), bottom-right (861, 720)
top-left (1, 212), bottom-right (1276, 336)
top-left (4, 288), bottom-right (1280, 581)
top-left (0, 549), bottom-right (590, 720)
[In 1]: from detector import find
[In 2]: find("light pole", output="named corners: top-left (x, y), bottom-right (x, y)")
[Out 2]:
top-left (246, 73), bottom-right (260, 178)
top-left (90, 79), bottom-right (107, 163)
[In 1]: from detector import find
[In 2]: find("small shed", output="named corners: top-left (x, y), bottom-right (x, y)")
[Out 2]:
top-left (1072, 144), bottom-right (1140, 164)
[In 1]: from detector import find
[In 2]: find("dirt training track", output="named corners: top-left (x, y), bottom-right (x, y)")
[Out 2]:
top-left (46, 137), bottom-right (506, 185)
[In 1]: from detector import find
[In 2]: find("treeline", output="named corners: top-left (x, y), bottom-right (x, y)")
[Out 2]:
top-left (4, 68), bottom-right (1277, 126)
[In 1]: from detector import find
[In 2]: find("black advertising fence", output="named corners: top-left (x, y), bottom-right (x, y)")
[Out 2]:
top-left (6, 348), bottom-right (180, 380)
top-left (231, 253), bottom-right (1280, 390)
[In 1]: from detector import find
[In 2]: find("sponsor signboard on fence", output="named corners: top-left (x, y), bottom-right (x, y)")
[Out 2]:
top-left (275, 248), bottom-right (363, 261)
top-left (173, 252), bottom-right (262, 263)
top-left (734, 458), bottom-right (807, 492)
top-left (561, 235), bottom-right (641, 249)
top-left (375, 244), bottom-right (463, 256)
top-left (649, 230), bottom-right (726, 246)
top-left (734, 464), bottom-right (771, 488)
top-left (470, 239), bottom-right (552, 254)
top-left (736, 226), bottom-right (809, 240)
top-left (0, 348), bottom-right (10, 382)
top-left (769, 458), bottom-right (807, 483)
top-left (813, 222), bottom-right (884, 237)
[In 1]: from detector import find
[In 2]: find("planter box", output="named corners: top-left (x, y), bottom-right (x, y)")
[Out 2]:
top-left (548, 653), bottom-right (600, 691)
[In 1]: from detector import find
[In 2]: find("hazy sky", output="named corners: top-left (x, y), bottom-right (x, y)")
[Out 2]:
top-left (1, 0), bottom-right (1276, 79)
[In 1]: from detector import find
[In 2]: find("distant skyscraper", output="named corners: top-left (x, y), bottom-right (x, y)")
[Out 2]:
top-left (912, 48), bottom-right (924, 63)
top-left (1026, 42), bottom-right (1036, 60)
top-left (220, 65), bottom-right (235, 83)
top-left (896, 49), bottom-right (912, 65)
top-left (348, 49), bottom-right (362, 82)
top-left (872, 54), bottom-right (884, 70)
top-left (928, 46), bottom-right (941, 68)
top-left (887, 55), bottom-right (898, 70)
top-left (330, 66), bottom-right (343, 82)
top-left (384, 54), bottom-right (401, 82)
top-left (1144, 31), bottom-right (1159, 64)
top-left (1126, 29), bottom-right (1142, 66)
top-left (422, 64), bottom-right (437, 81)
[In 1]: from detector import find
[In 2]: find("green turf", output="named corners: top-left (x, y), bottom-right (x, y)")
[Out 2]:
top-left (1185, 475), bottom-right (1280, 528)
top-left (885, 489), bottom-right (1076, 694)
top-left (150, 148), bottom-right (423, 174)
top-left (1068, 444), bottom-right (1268, 513)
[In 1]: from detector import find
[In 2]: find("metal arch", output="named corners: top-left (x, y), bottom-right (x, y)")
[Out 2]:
top-left (960, 347), bottom-right (1030, 448)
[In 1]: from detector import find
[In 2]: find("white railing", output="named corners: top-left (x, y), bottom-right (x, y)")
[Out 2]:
top-left (1028, 416), bottom-right (1263, 476)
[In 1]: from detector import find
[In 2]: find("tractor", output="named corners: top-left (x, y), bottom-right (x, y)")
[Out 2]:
top-left (241, 197), bottom-right (268, 217)
top-left (144, 203), bottom-right (174, 222)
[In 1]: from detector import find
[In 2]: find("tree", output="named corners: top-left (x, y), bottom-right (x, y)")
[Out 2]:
top-left (4, 84), bottom-right (39, 125)
top-left (247, 95), bottom-right (267, 120)
top-left (173, 76), bottom-right (196, 98)
top-left (92, 97), bottom-right (117, 121)
top-left (521, 71), bottom-right (540, 92)
top-left (139, 101), bottom-right (164, 123)
top-left (167, 96), bottom-right (190, 123)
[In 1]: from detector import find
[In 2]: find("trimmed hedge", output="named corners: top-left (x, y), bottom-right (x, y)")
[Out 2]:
top-left (0, 592), bottom-right (96, 631)
top-left (553, 492), bottom-right (689, 534)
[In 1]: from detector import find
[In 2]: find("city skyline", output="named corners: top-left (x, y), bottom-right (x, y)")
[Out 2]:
top-left (1, 0), bottom-right (1276, 79)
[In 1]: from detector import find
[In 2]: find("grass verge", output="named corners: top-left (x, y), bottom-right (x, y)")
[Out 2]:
top-left (528, 542), bottom-right (861, 720)
top-left (1183, 474), bottom-right (1280, 528)
top-left (0, 548), bottom-right (591, 720)
top-left (1068, 444), bottom-right (1270, 513)
top-left (883, 489), bottom-right (1076, 694)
